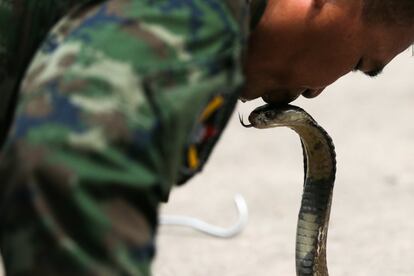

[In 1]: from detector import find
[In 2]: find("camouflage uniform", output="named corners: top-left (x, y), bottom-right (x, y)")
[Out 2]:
top-left (0, 0), bottom-right (267, 275)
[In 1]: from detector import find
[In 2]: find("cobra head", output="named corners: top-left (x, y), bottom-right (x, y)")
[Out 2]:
top-left (248, 104), bottom-right (310, 129)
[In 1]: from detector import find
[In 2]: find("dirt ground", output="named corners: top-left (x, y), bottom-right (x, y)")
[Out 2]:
top-left (1, 49), bottom-right (413, 276)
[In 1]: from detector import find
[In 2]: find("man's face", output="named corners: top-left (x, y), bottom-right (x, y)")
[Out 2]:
top-left (242, 0), bottom-right (414, 105)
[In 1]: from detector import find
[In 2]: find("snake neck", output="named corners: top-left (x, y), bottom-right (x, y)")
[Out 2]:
top-left (291, 123), bottom-right (336, 276)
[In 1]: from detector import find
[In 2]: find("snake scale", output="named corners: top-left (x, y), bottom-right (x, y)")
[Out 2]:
top-left (241, 104), bottom-right (336, 276)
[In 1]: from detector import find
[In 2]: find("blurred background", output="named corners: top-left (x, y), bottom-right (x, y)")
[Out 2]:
top-left (153, 48), bottom-right (414, 276)
top-left (0, 49), bottom-right (413, 276)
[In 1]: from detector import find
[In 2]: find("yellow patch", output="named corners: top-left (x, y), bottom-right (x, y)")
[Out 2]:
top-left (188, 145), bottom-right (199, 170)
top-left (199, 96), bottom-right (224, 122)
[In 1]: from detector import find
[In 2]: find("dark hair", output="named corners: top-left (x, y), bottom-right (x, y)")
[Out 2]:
top-left (362, 0), bottom-right (414, 26)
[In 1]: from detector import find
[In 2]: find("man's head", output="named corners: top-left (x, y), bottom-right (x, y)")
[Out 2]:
top-left (242, 0), bottom-right (414, 105)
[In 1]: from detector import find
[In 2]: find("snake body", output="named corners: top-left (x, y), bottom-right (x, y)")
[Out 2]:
top-left (243, 104), bottom-right (336, 276)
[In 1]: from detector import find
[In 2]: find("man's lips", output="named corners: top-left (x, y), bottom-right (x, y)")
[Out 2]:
top-left (261, 88), bottom-right (326, 104)
top-left (240, 87), bottom-right (326, 105)
top-left (262, 90), bottom-right (301, 105)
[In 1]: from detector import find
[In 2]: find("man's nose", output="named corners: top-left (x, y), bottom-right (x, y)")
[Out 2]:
top-left (302, 87), bottom-right (326, 98)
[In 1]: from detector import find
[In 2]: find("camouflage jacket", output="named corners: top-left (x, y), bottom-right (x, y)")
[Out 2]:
top-left (0, 0), bottom-right (268, 201)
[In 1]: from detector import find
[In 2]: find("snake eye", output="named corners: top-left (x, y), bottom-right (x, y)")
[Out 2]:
top-left (264, 110), bottom-right (273, 118)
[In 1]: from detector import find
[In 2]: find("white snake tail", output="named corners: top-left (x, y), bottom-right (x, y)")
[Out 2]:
top-left (159, 194), bottom-right (249, 239)
top-left (242, 104), bottom-right (336, 276)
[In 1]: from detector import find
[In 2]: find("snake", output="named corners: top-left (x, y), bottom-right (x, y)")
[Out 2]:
top-left (240, 104), bottom-right (336, 276)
